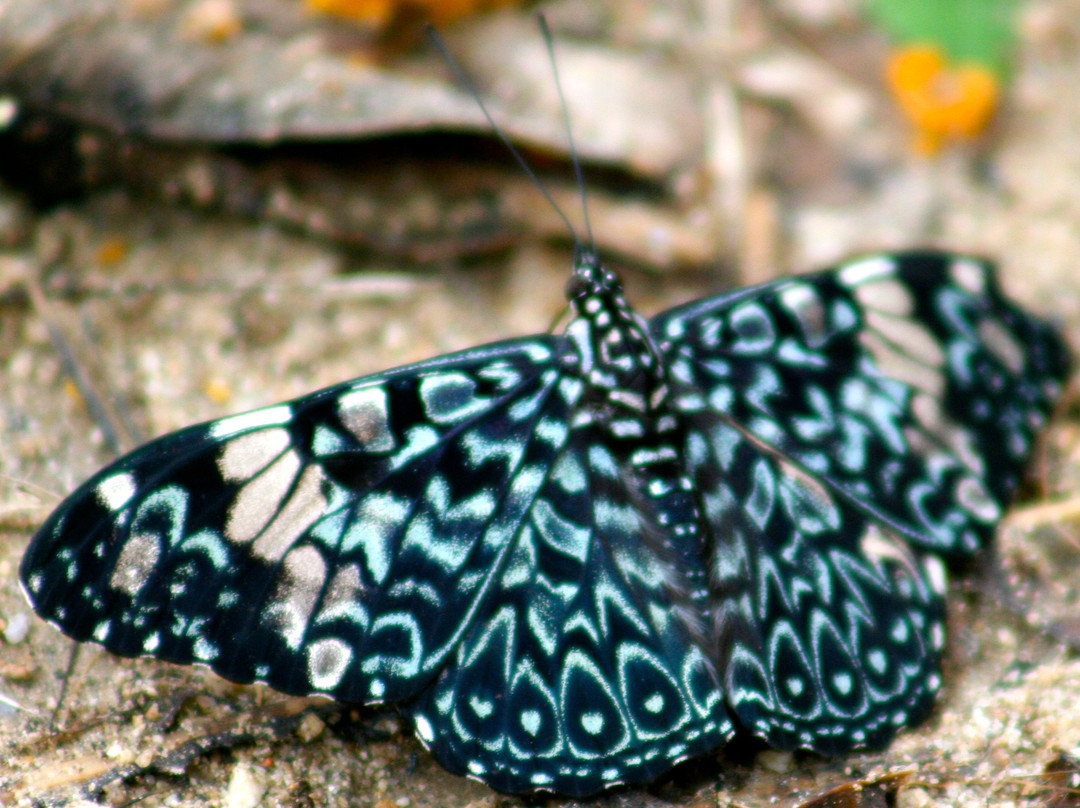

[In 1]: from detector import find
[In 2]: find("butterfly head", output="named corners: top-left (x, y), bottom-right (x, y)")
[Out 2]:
top-left (565, 247), bottom-right (624, 307)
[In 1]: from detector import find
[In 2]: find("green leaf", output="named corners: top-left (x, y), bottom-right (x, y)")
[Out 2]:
top-left (866, 0), bottom-right (1018, 77)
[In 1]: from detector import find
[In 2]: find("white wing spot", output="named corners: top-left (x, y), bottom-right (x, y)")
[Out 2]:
top-left (521, 709), bottom-right (542, 736)
top-left (868, 310), bottom-right (946, 367)
top-left (251, 465), bottom-right (329, 562)
top-left (210, 405), bottom-right (292, 438)
top-left (978, 319), bottom-right (1026, 374)
top-left (867, 648), bottom-right (887, 674)
top-left (194, 636), bottom-right (219, 662)
top-left (414, 713), bottom-right (434, 743)
top-left (218, 428), bottom-right (290, 482)
top-left (109, 531), bottom-right (161, 596)
top-left (923, 555), bottom-right (948, 596)
top-left (780, 283), bottom-right (829, 346)
top-left (338, 385), bottom-right (396, 452)
top-left (307, 637), bottom-right (352, 691)
top-left (96, 473), bottom-right (136, 512)
top-left (855, 276), bottom-right (915, 316)
top-left (949, 257), bottom-right (987, 294)
top-left (225, 449), bottom-right (301, 546)
top-left (318, 564), bottom-right (368, 626)
top-left (269, 545), bottom-right (327, 649)
top-left (890, 618), bottom-right (910, 644)
top-left (861, 328), bottom-right (945, 398)
top-left (581, 712), bottom-right (604, 734)
top-left (930, 621), bottom-right (945, 651)
top-left (838, 255), bottom-right (895, 287)
top-left (955, 476), bottom-right (1001, 522)
top-left (911, 392), bottom-right (985, 474)
top-left (469, 695), bottom-right (494, 719)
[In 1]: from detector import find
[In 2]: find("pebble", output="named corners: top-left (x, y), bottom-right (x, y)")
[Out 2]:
top-left (296, 711), bottom-right (326, 743)
top-left (3, 612), bottom-right (29, 644)
top-left (224, 763), bottom-right (268, 808)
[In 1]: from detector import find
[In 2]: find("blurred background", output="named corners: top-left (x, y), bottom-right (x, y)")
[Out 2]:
top-left (1, 1), bottom-right (1080, 806)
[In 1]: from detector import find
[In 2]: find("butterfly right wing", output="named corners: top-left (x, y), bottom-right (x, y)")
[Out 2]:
top-left (651, 250), bottom-right (1066, 755)
top-left (653, 251), bottom-right (1069, 558)
top-left (21, 338), bottom-right (572, 704)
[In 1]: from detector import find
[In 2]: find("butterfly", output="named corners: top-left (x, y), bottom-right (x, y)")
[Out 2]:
top-left (20, 247), bottom-right (1069, 796)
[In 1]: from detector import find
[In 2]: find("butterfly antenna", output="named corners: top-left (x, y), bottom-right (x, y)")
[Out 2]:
top-left (427, 26), bottom-right (581, 246)
top-left (537, 15), bottom-right (595, 253)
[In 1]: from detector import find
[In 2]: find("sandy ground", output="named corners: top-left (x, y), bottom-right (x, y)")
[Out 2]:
top-left (3, 2), bottom-right (1080, 806)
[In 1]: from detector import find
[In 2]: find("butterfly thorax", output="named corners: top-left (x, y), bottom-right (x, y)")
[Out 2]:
top-left (563, 249), bottom-right (670, 424)
top-left (562, 250), bottom-right (713, 632)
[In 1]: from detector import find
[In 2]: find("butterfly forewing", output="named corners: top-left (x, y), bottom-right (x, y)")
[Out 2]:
top-left (22, 339), bottom-right (574, 703)
top-left (654, 251), bottom-right (1069, 558)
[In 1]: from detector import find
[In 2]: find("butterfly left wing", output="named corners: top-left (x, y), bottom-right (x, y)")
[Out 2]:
top-left (21, 333), bottom-right (730, 797)
top-left (20, 339), bottom-right (576, 704)
top-left (653, 250), bottom-right (1069, 559)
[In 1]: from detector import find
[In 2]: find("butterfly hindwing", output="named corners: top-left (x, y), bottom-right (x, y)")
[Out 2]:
top-left (409, 419), bottom-right (730, 795)
top-left (679, 413), bottom-right (946, 754)
top-left (654, 251), bottom-right (1070, 558)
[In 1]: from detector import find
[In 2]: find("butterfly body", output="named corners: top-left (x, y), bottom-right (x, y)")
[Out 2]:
top-left (21, 249), bottom-right (1069, 795)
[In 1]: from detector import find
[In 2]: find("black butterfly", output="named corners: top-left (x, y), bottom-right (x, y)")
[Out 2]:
top-left (20, 243), bottom-right (1068, 795)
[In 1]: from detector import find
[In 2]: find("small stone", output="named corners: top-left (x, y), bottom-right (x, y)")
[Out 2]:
top-left (296, 711), bottom-right (326, 743)
top-left (0, 661), bottom-right (35, 681)
top-left (224, 763), bottom-right (268, 808)
top-left (3, 612), bottom-right (29, 644)
top-left (897, 786), bottom-right (937, 808)
top-left (135, 749), bottom-right (155, 769)
top-left (756, 749), bottom-right (794, 773)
